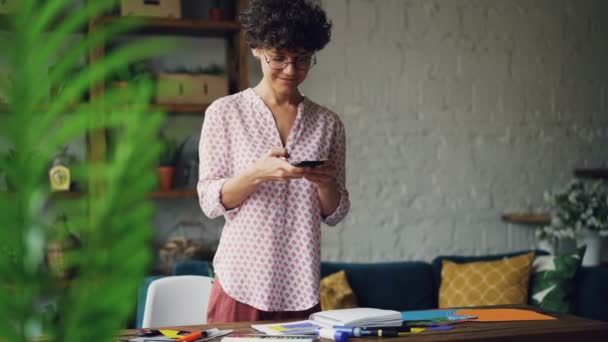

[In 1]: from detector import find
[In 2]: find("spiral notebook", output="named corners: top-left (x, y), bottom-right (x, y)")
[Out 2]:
top-left (309, 308), bottom-right (403, 328)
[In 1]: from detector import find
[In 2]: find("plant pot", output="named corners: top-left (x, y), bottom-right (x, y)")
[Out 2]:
top-left (537, 238), bottom-right (555, 255)
top-left (157, 166), bottom-right (175, 191)
top-left (208, 8), bottom-right (223, 21)
top-left (578, 228), bottom-right (604, 266)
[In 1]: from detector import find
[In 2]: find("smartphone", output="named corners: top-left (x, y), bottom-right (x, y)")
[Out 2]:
top-left (291, 160), bottom-right (325, 168)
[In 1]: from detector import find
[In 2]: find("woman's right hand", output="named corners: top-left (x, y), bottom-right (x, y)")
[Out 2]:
top-left (250, 147), bottom-right (308, 183)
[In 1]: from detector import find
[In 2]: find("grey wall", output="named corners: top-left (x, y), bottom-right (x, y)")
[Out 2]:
top-left (154, 0), bottom-right (608, 264)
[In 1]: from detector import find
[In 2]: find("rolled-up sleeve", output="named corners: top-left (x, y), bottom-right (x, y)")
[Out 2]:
top-left (322, 119), bottom-right (350, 226)
top-left (197, 102), bottom-right (238, 218)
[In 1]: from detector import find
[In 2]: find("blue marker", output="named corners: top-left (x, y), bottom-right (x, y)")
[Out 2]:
top-left (319, 328), bottom-right (349, 342)
top-left (332, 327), bottom-right (362, 337)
top-left (332, 327), bottom-right (410, 337)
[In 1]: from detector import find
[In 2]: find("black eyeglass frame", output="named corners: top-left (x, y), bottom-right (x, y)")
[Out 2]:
top-left (262, 53), bottom-right (317, 71)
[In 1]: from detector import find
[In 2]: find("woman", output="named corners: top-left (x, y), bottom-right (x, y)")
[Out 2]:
top-left (198, 0), bottom-right (350, 323)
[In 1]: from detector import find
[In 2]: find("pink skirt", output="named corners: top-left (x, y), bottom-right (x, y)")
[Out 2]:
top-left (207, 278), bottom-right (321, 323)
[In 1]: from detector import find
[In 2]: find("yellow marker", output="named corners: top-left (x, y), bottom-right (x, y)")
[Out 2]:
top-left (411, 328), bottom-right (426, 333)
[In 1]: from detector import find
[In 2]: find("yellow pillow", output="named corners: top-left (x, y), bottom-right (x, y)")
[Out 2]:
top-left (320, 270), bottom-right (358, 310)
top-left (439, 252), bottom-right (534, 308)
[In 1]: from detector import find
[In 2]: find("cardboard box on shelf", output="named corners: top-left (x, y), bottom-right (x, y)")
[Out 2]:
top-left (120, 0), bottom-right (181, 19)
top-left (156, 73), bottom-right (228, 105)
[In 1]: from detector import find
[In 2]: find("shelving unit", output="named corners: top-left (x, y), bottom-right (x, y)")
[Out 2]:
top-left (99, 16), bottom-right (241, 36)
top-left (157, 103), bottom-right (209, 115)
top-left (501, 213), bottom-right (551, 225)
top-left (49, 190), bottom-right (197, 199)
top-left (86, 1), bottom-right (249, 198)
top-left (574, 168), bottom-right (608, 180)
top-left (503, 168), bottom-right (607, 225)
top-left (149, 189), bottom-right (197, 199)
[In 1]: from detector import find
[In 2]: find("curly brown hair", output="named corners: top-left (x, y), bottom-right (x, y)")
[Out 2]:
top-left (239, 0), bottom-right (332, 52)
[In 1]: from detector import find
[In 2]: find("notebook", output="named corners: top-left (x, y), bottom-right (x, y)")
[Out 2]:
top-left (309, 308), bottom-right (403, 328)
top-left (251, 321), bottom-right (325, 335)
top-left (222, 334), bottom-right (318, 342)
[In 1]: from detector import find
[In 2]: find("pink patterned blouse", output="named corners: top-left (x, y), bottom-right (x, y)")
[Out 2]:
top-left (197, 88), bottom-right (350, 311)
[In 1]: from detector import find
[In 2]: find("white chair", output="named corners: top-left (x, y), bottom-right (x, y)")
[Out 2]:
top-left (142, 275), bottom-right (213, 328)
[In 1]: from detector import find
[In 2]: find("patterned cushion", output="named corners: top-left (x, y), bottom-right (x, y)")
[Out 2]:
top-left (320, 270), bottom-right (358, 310)
top-left (439, 252), bottom-right (534, 308)
top-left (529, 247), bottom-right (585, 313)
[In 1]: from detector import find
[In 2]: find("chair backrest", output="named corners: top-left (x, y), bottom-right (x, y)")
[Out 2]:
top-left (142, 275), bottom-right (213, 328)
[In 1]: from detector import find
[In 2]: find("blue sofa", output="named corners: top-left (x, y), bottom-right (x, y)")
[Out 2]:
top-left (135, 251), bottom-right (608, 327)
top-left (322, 253), bottom-right (608, 321)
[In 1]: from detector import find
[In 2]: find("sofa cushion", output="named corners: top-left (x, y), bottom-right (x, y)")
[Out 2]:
top-left (320, 270), bottom-right (358, 310)
top-left (573, 266), bottom-right (608, 320)
top-left (529, 247), bottom-right (585, 313)
top-left (172, 260), bottom-right (212, 277)
top-left (431, 249), bottom-right (548, 290)
top-left (321, 261), bottom-right (437, 311)
top-left (439, 252), bottom-right (534, 307)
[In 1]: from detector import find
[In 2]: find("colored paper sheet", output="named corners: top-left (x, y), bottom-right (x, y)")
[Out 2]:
top-left (401, 309), bottom-right (475, 322)
top-left (455, 309), bottom-right (556, 322)
top-left (401, 309), bottom-right (456, 321)
top-left (159, 329), bottom-right (183, 338)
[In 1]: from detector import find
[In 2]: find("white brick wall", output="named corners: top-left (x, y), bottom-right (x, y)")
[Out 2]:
top-left (156, 0), bottom-right (608, 265)
top-left (299, 0), bottom-right (608, 261)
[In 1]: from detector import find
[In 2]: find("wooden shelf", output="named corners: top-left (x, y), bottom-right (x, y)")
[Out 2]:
top-left (1, 191), bottom-right (85, 199)
top-left (157, 103), bottom-right (209, 114)
top-left (99, 16), bottom-right (241, 36)
top-left (501, 213), bottom-right (551, 225)
top-left (51, 191), bottom-right (85, 199)
top-left (24, 190), bottom-right (198, 199)
top-left (574, 168), bottom-right (608, 180)
top-left (149, 189), bottom-right (197, 199)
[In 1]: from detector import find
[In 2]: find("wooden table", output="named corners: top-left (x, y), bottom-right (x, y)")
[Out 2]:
top-left (118, 306), bottom-right (608, 342)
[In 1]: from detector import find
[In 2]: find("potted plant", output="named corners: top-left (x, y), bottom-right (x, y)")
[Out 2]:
top-left (208, 0), bottom-right (224, 21)
top-left (538, 179), bottom-right (608, 265)
top-left (106, 61), bottom-right (153, 102)
top-left (158, 135), bottom-right (186, 191)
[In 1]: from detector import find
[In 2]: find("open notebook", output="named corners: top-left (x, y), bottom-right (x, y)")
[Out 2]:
top-left (309, 308), bottom-right (403, 328)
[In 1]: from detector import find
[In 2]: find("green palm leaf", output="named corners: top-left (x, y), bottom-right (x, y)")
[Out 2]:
top-left (0, 1), bottom-right (174, 340)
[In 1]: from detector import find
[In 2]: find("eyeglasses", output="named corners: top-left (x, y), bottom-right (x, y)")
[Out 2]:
top-left (263, 54), bottom-right (317, 71)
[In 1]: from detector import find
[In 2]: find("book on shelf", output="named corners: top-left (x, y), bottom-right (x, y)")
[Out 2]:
top-left (309, 308), bottom-right (403, 328)
top-left (222, 334), bottom-right (318, 342)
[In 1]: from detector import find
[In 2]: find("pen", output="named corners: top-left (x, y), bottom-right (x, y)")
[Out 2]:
top-left (333, 327), bottom-right (410, 337)
top-left (361, 329), bottom-right (409, 337)
top-left (176, 330), bottom-right (208, 342)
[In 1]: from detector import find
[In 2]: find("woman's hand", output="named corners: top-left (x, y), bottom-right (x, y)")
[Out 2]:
top-left (251, 147), bottom-right (307, 183)
top-left (303, 162), bottom-right (340, 217)
top-left (302, 163), bottom-right (336, 191)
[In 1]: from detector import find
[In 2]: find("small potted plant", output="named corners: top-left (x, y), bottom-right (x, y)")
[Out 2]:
top-left (208, 0), bottom-right (224, 21)
top-left (158, 135), bottom-right (185, 191)
top-left (538, 179), bottom-right (608, 265)
top-left (107, 61), bottom-right (153, 102)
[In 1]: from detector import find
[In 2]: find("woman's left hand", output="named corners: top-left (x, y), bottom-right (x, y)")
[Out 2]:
top-left (302, 163), bottom-right (337, 192)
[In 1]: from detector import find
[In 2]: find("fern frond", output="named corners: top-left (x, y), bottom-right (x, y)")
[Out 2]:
top-left (0, 0), bottom-right (171, 341)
